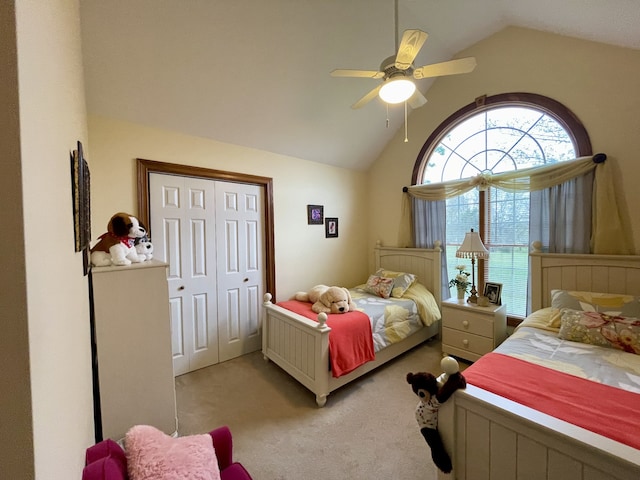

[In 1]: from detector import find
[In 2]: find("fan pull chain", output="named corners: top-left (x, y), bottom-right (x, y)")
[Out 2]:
top-left (386, 103), bottom-right (390, 128)
top-left (404, 101), bottom-right (409, 142)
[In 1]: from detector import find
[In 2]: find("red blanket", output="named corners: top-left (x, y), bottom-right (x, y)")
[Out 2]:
top-left (277, 300), bottom-right (375, 378)
top-left (464, 353), bottom-right (640, 449)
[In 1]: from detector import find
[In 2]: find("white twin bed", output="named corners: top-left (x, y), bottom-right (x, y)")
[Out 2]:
top-left (262, 245), bottom-right (443, 407)
top-left (438, 251), bottom-right (640, 480)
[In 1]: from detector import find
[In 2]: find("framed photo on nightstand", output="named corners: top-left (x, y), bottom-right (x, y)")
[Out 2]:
top-left (484, 282), bottom-right (502, 305)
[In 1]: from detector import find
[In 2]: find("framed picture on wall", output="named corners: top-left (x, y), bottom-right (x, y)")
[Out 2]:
top-left (70, 141), bottom-right (91, 275)
top-left (483, 282), bottom-right (502, 305)
top-left (325, 217), bottom-right (338, 238)
top-left (307, 204), bottom-right (324, 225)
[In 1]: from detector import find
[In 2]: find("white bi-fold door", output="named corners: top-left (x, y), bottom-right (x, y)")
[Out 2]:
top-left (149, 173), bottom-right (264, 376)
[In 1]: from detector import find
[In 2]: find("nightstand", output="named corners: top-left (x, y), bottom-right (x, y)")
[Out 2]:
top-left (441, 297), bottom-right (507, 362)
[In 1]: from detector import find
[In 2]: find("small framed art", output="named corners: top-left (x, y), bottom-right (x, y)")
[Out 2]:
top-left (325, 217), bottom-right (338, 238)
top-left (307, 205), bottom-right (324, 225)
top-left (483, 282), bottom-right (502, 305)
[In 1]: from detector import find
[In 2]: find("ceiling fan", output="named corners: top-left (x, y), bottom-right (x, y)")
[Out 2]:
top-left (330, 0), bottom-right (477, 110)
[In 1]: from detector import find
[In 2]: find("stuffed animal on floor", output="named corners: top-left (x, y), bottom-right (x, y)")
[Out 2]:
top-left (90, 212), bottom-right (148, 266)
top-left (134, 229), bottom-right (154, 261)
top-left (294, 284), bottom-right (356, 314)
top-left (406, 357), bottom-right (467, 474)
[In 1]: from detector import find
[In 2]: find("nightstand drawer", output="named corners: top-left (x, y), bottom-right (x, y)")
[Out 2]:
top-left (442, 309), bottom-right (494, 338)
top-left (442, 327), bottom-right (493, 356)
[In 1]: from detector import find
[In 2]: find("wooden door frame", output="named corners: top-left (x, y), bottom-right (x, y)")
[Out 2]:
top-left (136, 158), bottom-right (276, 300)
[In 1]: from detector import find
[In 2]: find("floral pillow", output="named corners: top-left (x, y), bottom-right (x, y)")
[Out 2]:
top-left (375, 269), bottom-right (417, 298)
top-left (549, 290), bottom-right (640, 328)
top-left (363, 275), bottom-right (394, 299)
top-left (558, 308), bottom-right (640, 355)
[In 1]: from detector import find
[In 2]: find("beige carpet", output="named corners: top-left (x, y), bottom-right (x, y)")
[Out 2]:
top-left (175, 339), bottom-right (470, 480)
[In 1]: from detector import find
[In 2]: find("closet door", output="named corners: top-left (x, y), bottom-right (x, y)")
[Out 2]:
top-left (215, 182), bottom-right (264, 362)
top-left (150, 173), bottom-right (218, 376)
top-left (149, 173), bottom-right (265, 375)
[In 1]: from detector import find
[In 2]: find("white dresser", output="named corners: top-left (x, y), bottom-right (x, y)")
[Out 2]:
top-left (441, 297), bottom-right (507, 362)
top-left (91, 260), bottom-right (177, 440)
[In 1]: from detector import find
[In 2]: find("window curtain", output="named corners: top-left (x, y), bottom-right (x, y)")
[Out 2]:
top-left (399, 155), bottom-right (634, 255)
top-left (412, 198), bottom-right (449, 296)
top-left (527, 173), bottom-right (592, 314)
top-left (529, 172), bottom-right (593, 254)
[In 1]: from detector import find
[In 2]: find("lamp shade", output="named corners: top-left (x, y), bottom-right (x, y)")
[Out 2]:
top-left (456, 229), bottom-right (489, 259)
top-left (378, 77), bottom-right (416, 104)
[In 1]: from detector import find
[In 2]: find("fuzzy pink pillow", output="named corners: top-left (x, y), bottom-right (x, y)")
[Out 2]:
top-left (125, 425), bottom-right (221, 480)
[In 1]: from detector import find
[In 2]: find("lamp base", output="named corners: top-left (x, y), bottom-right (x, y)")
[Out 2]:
top-left (467, 285), bottom-right (478, 304)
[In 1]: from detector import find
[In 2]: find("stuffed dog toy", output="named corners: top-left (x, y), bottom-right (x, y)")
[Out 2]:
top-left (294, 285), bottom-right (356, 314)
top-left (134, 231), bottom-right (154, 261)
top-left (406, 357), bottom-right (466, 474)
top-left (90, 212), bottom-right (148, 266)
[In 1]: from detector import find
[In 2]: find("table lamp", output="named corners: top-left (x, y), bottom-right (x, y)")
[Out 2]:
top-left (456, 228), bottom-right (489, 303)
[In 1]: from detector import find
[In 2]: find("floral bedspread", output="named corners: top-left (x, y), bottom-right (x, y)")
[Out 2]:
top-left (494, 325), bottom-right (640, 393)
top-left (350, 284), bottom-right (440, 353)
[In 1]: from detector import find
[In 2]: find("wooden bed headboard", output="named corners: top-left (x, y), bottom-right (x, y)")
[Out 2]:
top-left (530, 252), bottom-right (640, 311)
top-left (374, 245), bottom-right (443, 307)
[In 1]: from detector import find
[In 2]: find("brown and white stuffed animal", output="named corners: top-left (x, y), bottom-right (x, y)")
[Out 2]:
top-left (295, 285), bottom-right (356, 314)
top-left (406, 357), bottom-right (467, 474)
top-left (90, 212), bottom-right (148, 266)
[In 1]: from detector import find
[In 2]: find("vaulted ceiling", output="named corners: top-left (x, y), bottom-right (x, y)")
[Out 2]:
top-left (80, 0), bottom-right (640, 171)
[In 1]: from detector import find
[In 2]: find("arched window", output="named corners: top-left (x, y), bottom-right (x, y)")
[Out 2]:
top-left (413, 93), bottom-right (591, 318)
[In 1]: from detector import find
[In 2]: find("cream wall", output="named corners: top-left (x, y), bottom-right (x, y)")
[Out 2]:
top-left (2, 1), bottom-right (94, 479)
top-left (368, 27), bottom-right (640, 253)
top-left (87, 116), bottom-right (370, 299)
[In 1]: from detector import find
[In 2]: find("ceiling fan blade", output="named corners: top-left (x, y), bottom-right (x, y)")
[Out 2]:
top-left (331, 69), bottom-right (385, 79)
top-left (395, 29), bottom-right (428, 70)
top-left (408, 90), bottom-right (427, 109)
top-left (351, 84), bottom-right (382, 109)
top-left (413, 57), bottom-right (477, 79)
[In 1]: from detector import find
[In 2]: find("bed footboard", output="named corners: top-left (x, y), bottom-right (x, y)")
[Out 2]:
top-left (438, 386), bottom-right (640, 480)
top-left (262, 293), bottom-right (331, 407)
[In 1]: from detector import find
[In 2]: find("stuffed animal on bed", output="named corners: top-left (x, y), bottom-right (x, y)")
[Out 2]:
top-left (294, 284), bottom-right (356, 314)
top-left (407, 357), bottom-right (467, 474)
top-left (90, 212), bottom-right (148, 266)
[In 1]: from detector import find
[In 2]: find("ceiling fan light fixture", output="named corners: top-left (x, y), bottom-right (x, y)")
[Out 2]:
top-left (379, 77), bottom-right (416, 104)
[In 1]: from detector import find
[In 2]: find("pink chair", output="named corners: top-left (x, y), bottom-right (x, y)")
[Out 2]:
top-left (82, 426), bottom-right (253, 480)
